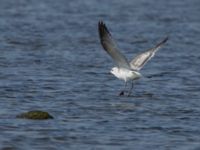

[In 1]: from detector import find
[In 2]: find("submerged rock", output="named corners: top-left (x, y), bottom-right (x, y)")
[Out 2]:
top-left (16, 110), bottom-right (53, 120)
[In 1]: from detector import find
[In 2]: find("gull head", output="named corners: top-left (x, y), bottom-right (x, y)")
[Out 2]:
top-left (110, 67), bottom-right (119, 76)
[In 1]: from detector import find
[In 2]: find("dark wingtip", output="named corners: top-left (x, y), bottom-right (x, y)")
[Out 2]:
top-left (156, 36), bottom-right (169, 47)
top-left (98, 21), bottom-right (104, 36)
top-left (98, 21), bottom-right (111, 39)
top-left (162, 36), bottom-right (169, 43)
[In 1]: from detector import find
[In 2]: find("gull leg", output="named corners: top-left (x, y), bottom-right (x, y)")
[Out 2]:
top-left (127, 80), bottom-right (134, 96)
top-left (119, 81), bottom-right (127, 96)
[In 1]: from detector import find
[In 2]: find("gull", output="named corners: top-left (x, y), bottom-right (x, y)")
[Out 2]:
top-left (98, 21), bottom-right (168, 96)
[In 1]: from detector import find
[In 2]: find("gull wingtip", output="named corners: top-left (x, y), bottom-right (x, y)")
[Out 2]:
top-left (163, 36), bottom-right (169, 43)
top-left (98, 20), bottom-right (111, 37)
top-left (98, 20), bottom-right (105, 28)
top-left (157, 36), bottom-right (169, 47)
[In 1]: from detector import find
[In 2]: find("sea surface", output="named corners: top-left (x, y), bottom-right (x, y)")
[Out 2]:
top-left (0, 0), bottom-right (200, 149)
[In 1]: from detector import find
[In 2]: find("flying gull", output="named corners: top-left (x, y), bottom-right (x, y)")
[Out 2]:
top-left (98, 21), bottom-right (168, 96)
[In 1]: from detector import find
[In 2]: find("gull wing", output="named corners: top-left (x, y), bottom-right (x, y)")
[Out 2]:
top-left (98, 21), bottom-right (130, 69)
top-left (130, 37), bottom-right (168, 71)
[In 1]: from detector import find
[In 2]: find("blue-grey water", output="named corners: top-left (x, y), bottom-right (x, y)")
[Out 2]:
top-left (0, 0), bottom-right (200, 149)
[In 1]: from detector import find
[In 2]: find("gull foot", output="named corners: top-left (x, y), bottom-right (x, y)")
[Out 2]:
top-left (119, 91), bottom-right (124, 96)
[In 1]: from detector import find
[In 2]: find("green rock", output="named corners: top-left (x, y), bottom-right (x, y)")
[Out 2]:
top-left (16, 110), bottom-right (53, 120)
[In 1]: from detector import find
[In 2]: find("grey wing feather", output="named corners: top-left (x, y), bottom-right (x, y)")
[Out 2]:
top-left (98, 21), bottom-right (130, 69)
top-left (130, 37), bottom-right (168, 71)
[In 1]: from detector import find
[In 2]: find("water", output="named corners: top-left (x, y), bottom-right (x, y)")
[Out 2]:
top-left (0, 0), bottom-right (200, 149)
